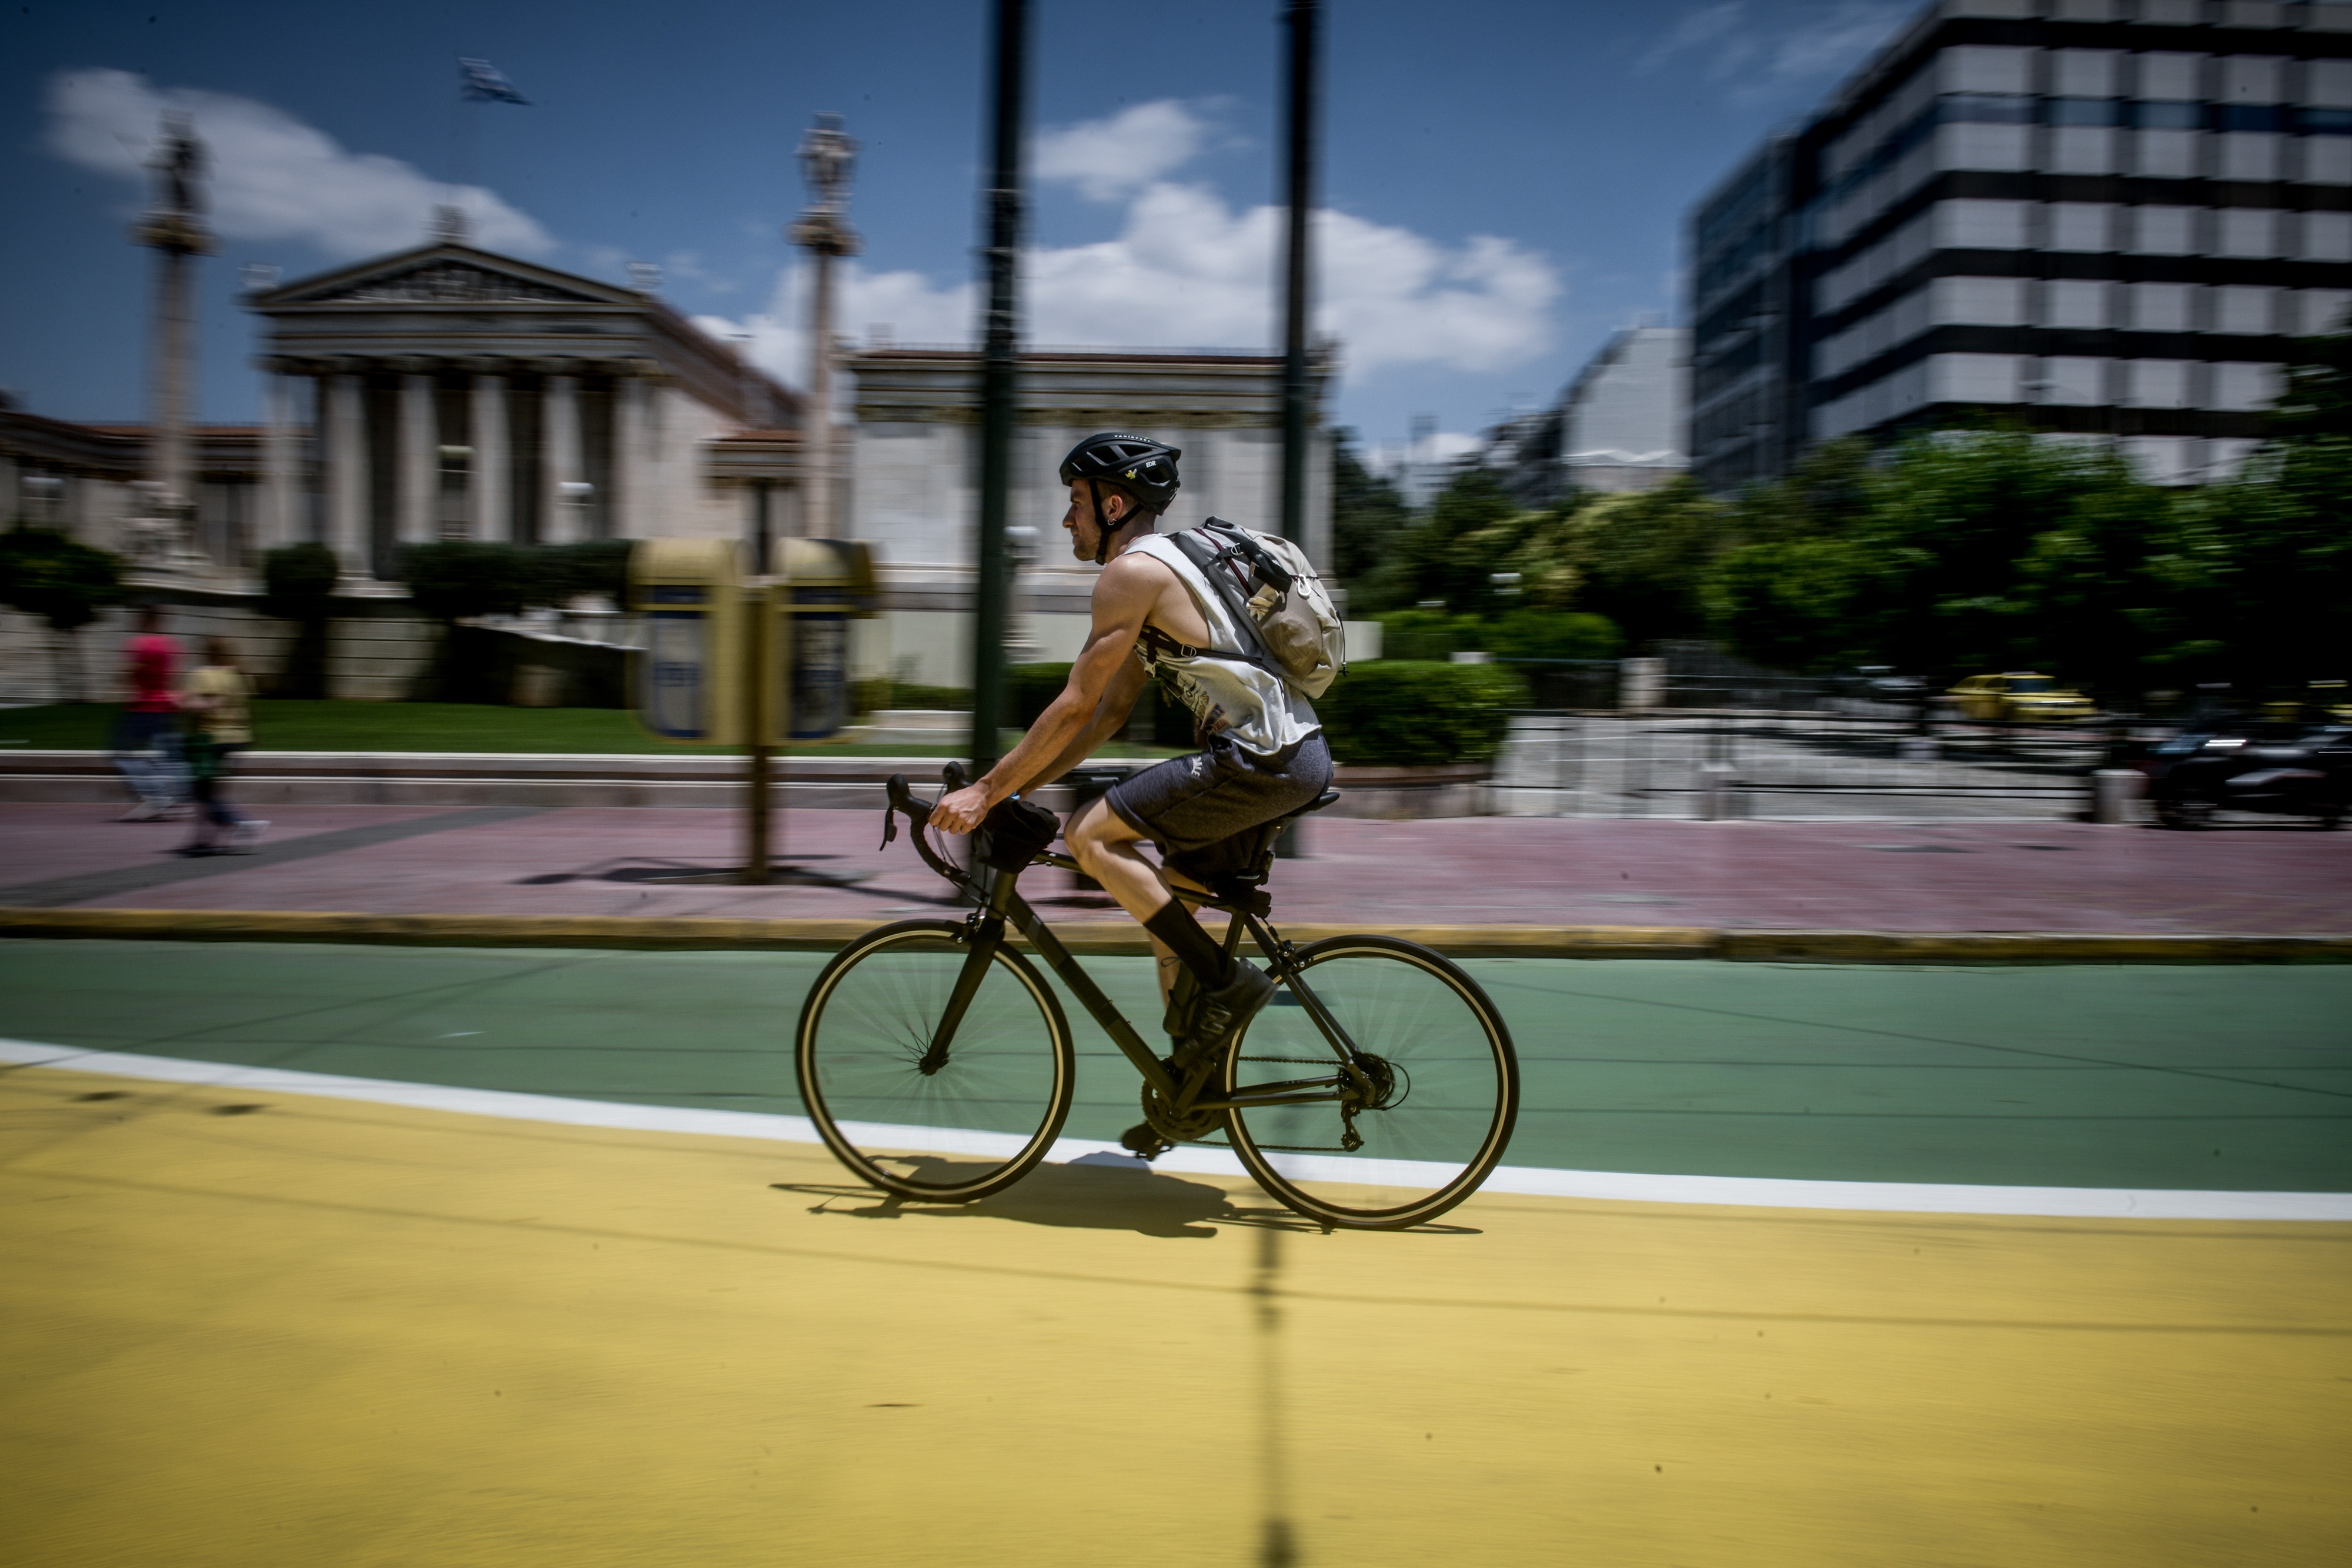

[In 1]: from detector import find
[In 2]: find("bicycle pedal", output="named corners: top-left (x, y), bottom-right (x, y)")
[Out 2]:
top-left (1118, 1122), bottom-right (1174, 1162)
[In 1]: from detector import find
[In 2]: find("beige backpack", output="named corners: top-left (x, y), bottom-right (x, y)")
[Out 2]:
top-left (1170, 519), bottom-right (1348, 698)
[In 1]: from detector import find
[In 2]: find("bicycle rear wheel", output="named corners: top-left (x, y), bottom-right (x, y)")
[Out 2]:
top-left (796, 920), bottom-right (1075, 1202)
top-left (1224, 935), bottom-right (1517, 1229)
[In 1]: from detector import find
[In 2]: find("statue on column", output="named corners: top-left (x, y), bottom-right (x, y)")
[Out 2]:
top-left (155, 113), bottom-right (205, 220)
top-left (129, 110), bottom-right (218, 580)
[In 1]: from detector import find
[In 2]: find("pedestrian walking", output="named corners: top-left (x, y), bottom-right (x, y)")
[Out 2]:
top-left (111, 604), bottom-right (188, 820)
top-left (175, 637), bottom-right (268, 856)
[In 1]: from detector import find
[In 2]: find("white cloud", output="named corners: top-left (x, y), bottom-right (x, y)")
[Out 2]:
top-left (1639, 1), bottom-right (1906, 102)
top-left (44, 68), bottom-right (553, 261)
top-left (707, 180), bottom-right (1558, 389)
top-left (1034, 100), bottom-right (1212, 202)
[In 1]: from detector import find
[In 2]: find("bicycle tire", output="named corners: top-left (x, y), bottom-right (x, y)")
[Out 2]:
top-left (1223, 935), bottom-right (1518, 1229)
top-left (796, 920), bottom-right (1075, 1202)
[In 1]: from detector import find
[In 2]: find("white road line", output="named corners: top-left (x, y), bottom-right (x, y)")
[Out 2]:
top-left (5, 1037), bottom-right (2347, 1221)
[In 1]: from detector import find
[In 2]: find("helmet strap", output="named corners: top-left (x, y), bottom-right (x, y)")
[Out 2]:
top-left (1091, 485), bottom-right (1113, 567)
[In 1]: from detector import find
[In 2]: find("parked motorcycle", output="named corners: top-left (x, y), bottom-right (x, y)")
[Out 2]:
top-left (2147, 717), bottom-right (2352, 830)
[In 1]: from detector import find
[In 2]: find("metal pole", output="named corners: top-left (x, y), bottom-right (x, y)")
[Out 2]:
top-left (1278, 0), bottom-right (1318, 554)
top-left (744, 585), bottom-right (773, 885)
top-left (1275, 0), bottom-right (1319, 860)
top-left (970, 0), bottom-right (1029, 776)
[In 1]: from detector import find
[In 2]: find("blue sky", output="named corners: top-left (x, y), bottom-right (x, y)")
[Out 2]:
top-left (0, 0), bottom-right (1913, 457)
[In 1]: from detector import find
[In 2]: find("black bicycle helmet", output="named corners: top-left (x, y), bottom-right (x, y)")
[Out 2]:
top-left (1060, 432), bottom-right (1181, 564)
top-left (1060, 431), bottom-right (1182, 513)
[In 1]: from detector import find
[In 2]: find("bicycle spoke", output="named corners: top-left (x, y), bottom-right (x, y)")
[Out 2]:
top-left (1225, 938), bottom-right (1517, 1228)
top-left (797, 924), bottom-right (1074, 1201)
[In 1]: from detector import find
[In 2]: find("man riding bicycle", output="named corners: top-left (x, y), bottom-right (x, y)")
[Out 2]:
top-left (929, 432), bottom-right (1334, 1102)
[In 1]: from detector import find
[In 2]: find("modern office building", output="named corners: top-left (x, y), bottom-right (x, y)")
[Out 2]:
top-left (1559, 326), bottom-right (1692, 493)
top-left (1474, 327), bottom-right (1693, 506)
top-left (1689, 0), bottom-right (2352, 490)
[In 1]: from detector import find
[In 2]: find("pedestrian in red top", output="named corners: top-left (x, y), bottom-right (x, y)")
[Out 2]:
top-left (111, 604), bottom-right (189, 820)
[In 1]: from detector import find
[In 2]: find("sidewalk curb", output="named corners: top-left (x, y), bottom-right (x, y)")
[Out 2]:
top-left (2, 908), bottom-right (2346, 963)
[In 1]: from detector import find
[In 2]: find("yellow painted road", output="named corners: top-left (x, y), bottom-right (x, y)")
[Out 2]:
top-left (4, 1063), bottom-right (2347, 1568)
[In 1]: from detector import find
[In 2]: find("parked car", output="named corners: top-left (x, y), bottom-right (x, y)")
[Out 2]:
top-left (2146, 717), bottom-right (2352, 830)
top-left (1946, 672), bottom-right (2097, 724)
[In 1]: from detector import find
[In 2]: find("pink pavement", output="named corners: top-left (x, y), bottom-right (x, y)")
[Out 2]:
top-left (3, 802), bottom-right (2350, 934)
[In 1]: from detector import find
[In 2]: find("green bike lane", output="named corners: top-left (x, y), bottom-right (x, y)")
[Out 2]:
top-left (2, 938), bottom-right (2346, 1194)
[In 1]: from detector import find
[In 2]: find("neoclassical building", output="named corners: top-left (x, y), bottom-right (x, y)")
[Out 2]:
top-left (2, 236), bottom-right (1337, 694)
top-left (248, 241), bottom-right (804, 583)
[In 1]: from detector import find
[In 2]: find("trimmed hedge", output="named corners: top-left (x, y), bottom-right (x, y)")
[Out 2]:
top-left (1317, 660), bottom-right (1528, 767)
top-left (1372, 607), bottom-right (1621, 663)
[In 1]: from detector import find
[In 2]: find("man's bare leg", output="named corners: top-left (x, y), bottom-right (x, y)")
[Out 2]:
top-left (1067, 798), bottom-right (1229, 1014)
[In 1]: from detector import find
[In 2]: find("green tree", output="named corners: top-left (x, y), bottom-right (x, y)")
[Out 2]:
top-left (260, 541), bottom-right (340, 698)
top-left (0, 526), bottom-right (125, 702)
top-left (1329, 429), bottom-right (1411, 607)
top-left (1375, 467), bottom-right (1541, 617)
top-left (1559, 479), bottom-right (1736, 644)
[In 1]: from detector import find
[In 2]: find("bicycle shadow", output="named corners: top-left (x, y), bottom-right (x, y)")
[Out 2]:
top-left (776, 1157), bottom-right (1321, 1239)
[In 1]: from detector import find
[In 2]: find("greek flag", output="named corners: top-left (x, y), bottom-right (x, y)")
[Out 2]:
top-left (459, 58), bottom-right (530, 105)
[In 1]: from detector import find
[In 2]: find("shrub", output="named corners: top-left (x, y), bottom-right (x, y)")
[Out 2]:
top-left (1482, 609), bottom-right (1622, 662)
top-left (1317, 660), bottom-right (1528, 768)
top-left (0, 526), bottom-right (125, 703)
top-left (260, 541), bottom-right (341, 699)
top-left (1372, 608), bottom-right (1485, 661)
top-left (0, 526), bottom-right (123, 634)
top-left (536, 540), bottom-right (632, 607)
top-left (398, 541), bottom-right (533, 622)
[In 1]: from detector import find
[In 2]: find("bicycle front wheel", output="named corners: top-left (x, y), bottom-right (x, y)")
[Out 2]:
top-left (1224, 936), bottom-right (1518, 1229)
top-left (796, 920), bottom-right (1075, 1202)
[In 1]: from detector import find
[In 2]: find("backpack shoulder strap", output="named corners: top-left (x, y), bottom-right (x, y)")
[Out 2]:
top-left (1165, 529), bottom-right (1283, 676)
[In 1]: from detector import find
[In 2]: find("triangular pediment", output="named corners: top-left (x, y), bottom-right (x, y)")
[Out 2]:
top-left (261, 245), bottom-right (634, 309)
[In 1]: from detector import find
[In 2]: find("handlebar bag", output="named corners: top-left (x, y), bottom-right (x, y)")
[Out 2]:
top-left (976, 795), bottom-right (1063, 872)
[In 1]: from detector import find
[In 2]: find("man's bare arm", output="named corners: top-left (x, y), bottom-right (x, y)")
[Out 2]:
top-left (1024, 656), bottom-right (1149, 787)
top-left (929, 555), bottom-right (1162, 833)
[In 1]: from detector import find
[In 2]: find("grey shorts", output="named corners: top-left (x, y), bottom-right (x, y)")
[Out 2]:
top-left (1104, 730), bottom-right (1333, 883)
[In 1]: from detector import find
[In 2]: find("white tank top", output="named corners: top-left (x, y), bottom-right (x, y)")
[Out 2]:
top-left (1124, 533), bottom-right (1321, 757)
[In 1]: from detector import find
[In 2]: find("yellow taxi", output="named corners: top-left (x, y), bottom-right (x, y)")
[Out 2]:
top-left (1946, 672), bottom-right (2097, 723)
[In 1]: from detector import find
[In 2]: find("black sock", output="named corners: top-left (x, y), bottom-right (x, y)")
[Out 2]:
top-left (1144, 901), bottom-right (1234, 990)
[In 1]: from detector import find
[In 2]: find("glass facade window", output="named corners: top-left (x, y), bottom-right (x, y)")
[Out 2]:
top-left (1943, 93), bottom-right (2039, 124)
top-left (2133, 101), bottom-right (2204, 131)
top-left (2303, 108), bottom-right (2352, 135)
top-left (2047, 98), bottom-right (2125, 126)
top-left (2217, 105), bottom-right (2287, 133)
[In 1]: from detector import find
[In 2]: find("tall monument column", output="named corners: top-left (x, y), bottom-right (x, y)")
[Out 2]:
top-left (789, 113), bottom-right (860, 540)
top-left (130, 112), bottom-right (218, 568)
top-left (470, 366), bottom-right (510, 541)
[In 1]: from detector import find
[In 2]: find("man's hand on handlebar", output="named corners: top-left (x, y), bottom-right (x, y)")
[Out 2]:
top-left (930, 782), bottom-right (995, 836)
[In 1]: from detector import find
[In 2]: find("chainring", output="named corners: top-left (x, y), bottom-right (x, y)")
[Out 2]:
top-left (1140, 1078), bottom-right (1224, 1144)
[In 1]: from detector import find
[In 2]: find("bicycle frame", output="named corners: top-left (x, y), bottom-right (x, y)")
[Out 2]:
top-left (883, 774), bottom-right (1377, 1119)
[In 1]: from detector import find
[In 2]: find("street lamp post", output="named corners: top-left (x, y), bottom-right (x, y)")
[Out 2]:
top-left (790, 114), bottom-right (860, 544)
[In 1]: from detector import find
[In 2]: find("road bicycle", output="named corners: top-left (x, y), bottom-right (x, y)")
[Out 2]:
top-left (793, 765), bottom-right (1519, 1229)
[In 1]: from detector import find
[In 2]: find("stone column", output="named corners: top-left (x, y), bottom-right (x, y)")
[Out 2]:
top-left (399, 367), bottom-right (437, 548)
top-left (542, 368), bottom-right (582, 543)
top-left (259, 363), bottom-right (302, 551)
top-left (614, 366), bottom-right (651, 539)
top-left (325, 369), bottom-right (369, 578)
top-left (470, 367), bottom-right (509, 541)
